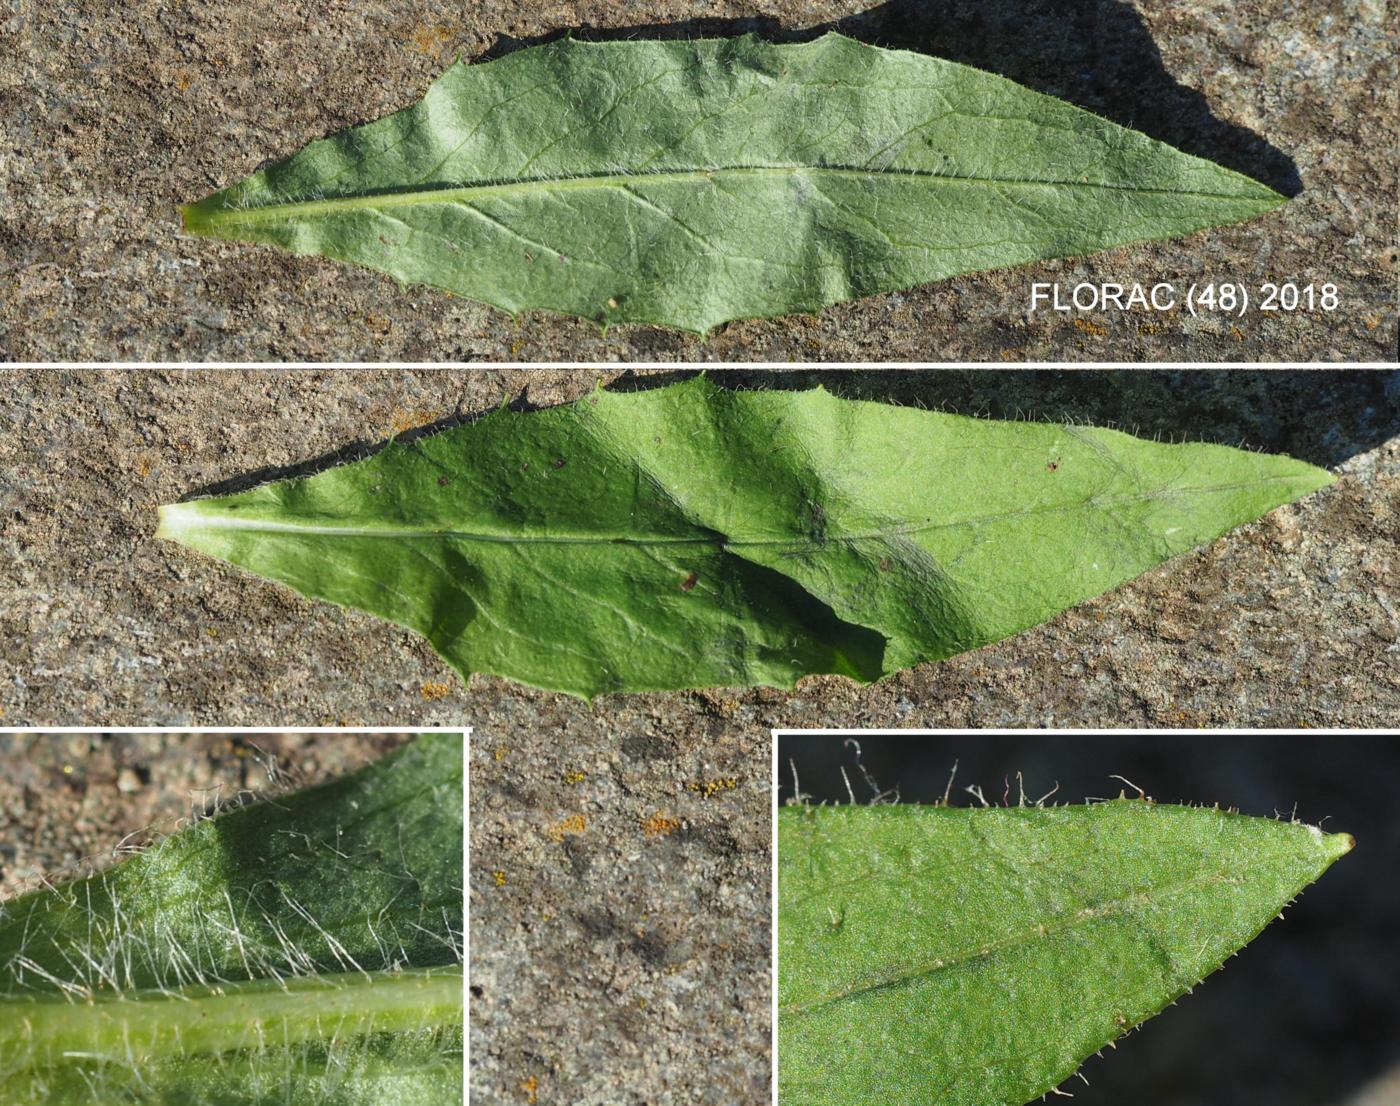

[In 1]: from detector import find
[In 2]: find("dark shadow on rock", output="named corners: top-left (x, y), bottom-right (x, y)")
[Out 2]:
top-left (185, 369), bottom-right (1397, 500)
top-left (182, 395), bottom-right (536, 499)
top-left (478, 0), bottom-right (1299, 196)
top-left (606, 369), bottom-right (1400, 469)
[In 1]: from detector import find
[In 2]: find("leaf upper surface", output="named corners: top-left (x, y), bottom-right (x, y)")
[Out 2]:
top-left (157, 378), bottom-right (1333, 698)
top-left (778, 801), bottom-right (1352, 1106)
top-left (183, 33), bottom-right (1285, 331)
top-left (0, 735), bottom-right (464, 1105)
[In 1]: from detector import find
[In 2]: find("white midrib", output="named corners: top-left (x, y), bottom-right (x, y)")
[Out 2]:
top-left (778, 874), bottom-right (1219, 1017)
top-left (188, 164), bottom-right (1273, 230)
top-left (4, 965), bottom-right (463, 1066)
top-left (157, 473), bottom-right (1319, 549)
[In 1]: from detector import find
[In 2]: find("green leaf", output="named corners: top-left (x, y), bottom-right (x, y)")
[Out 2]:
top-left (181, 33), bottom-right (1284, 332)
top-left (158, 378), bottom-right (1327, 697)
top-left (778, 800), bottom-right (1352, 1106)
top-left (0, 735), bottom-right (464, 1105)
top-left (157, 378), bottom-right (1332, 699)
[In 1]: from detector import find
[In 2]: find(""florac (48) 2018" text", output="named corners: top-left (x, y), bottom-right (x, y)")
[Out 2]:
top-left (1029, 282), bottom-right (1340, 317)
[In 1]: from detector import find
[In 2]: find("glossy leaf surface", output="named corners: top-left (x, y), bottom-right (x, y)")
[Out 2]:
top-left (0, 735), bottom-right (465, 1105)
top-left (778, 801), bottom-right (1352, 1106)
top-left (158, 378), bottom-right (1333, 698)
top-left (183, 34), bottom-right (1285, 331)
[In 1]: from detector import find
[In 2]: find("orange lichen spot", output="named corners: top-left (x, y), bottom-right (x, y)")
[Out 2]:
top-left (1073, 318), bottom-right (1106, 337)
top-left (389, 407), bottom-right (435, 434)
top-left (643, 811), bottom-right (681, 837)
top-left (409, 22), bottom-right (457, 57)
top-left (1231, 324), bottom-right (1245, 341)
top-left (491, 870), bottom-right (507, 887)
top-left (420, 680), bottom-right (452, 701)
top-left (687, 777), bottom-right (739, 799)
top-left (547, 814), bottom-right (587, 842)
top-left (135, 455), bottom-right (153, 477)
top-left (563, 769), bottom-right (587, 785)
top-left (494, 744), bottom-right (509, 761)
top-left (365, 311), bottom-right (391, 336)
top-left (173, 70), bottom-right (195, 91)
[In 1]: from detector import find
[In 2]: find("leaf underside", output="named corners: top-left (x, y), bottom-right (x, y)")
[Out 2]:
top-left (778, 801), bottom-right (1352, 1106)
top-left (0, 735), bottom-right (464, 1106)
top-left (182, 33), bottom-right (1285, 332)
top-left (157, 378), bottom-right (1333, 699)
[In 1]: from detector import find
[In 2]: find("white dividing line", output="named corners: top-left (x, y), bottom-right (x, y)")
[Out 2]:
top-left (463, 728), bottom-right (472, 1106)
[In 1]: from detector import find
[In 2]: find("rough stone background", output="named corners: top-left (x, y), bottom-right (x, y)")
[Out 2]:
top-left (2, 0), bottom-right (1396, 362)
top-left (0, 732), bottom-right (410, 899)
top-left (469, 725), bottom-right (771, 1106)
top-left (780, 733), bottom-right (1400, 1106)
top-left (3, 367), bottom-right (1397, 727)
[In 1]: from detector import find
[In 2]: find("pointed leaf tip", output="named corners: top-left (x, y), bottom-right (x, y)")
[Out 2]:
top-left (1320, 828), bottom-right (1356, 859)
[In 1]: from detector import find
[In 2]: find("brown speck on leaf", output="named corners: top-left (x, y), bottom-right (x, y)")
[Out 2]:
top-left (1046, 460), bottom-right (1060, 472)
top-left (437, 475), bottom-right (451, 486)
top-left (877, 558), bottom-right (892, 572)
top-left (551, 458), bottom-right (567, 470)
top-left (681, 571), bottom-right (698, 592)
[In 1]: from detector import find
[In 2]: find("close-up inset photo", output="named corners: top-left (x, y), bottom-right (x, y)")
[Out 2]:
top-left (4, 0), bottom-right (1395, 361)
top-left (468, 722), bottom-right (771, 1105)
top-left (0, 731), bottom-right (465, 1105)
top-left (776, 731), bottom-right (1400, 1106)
